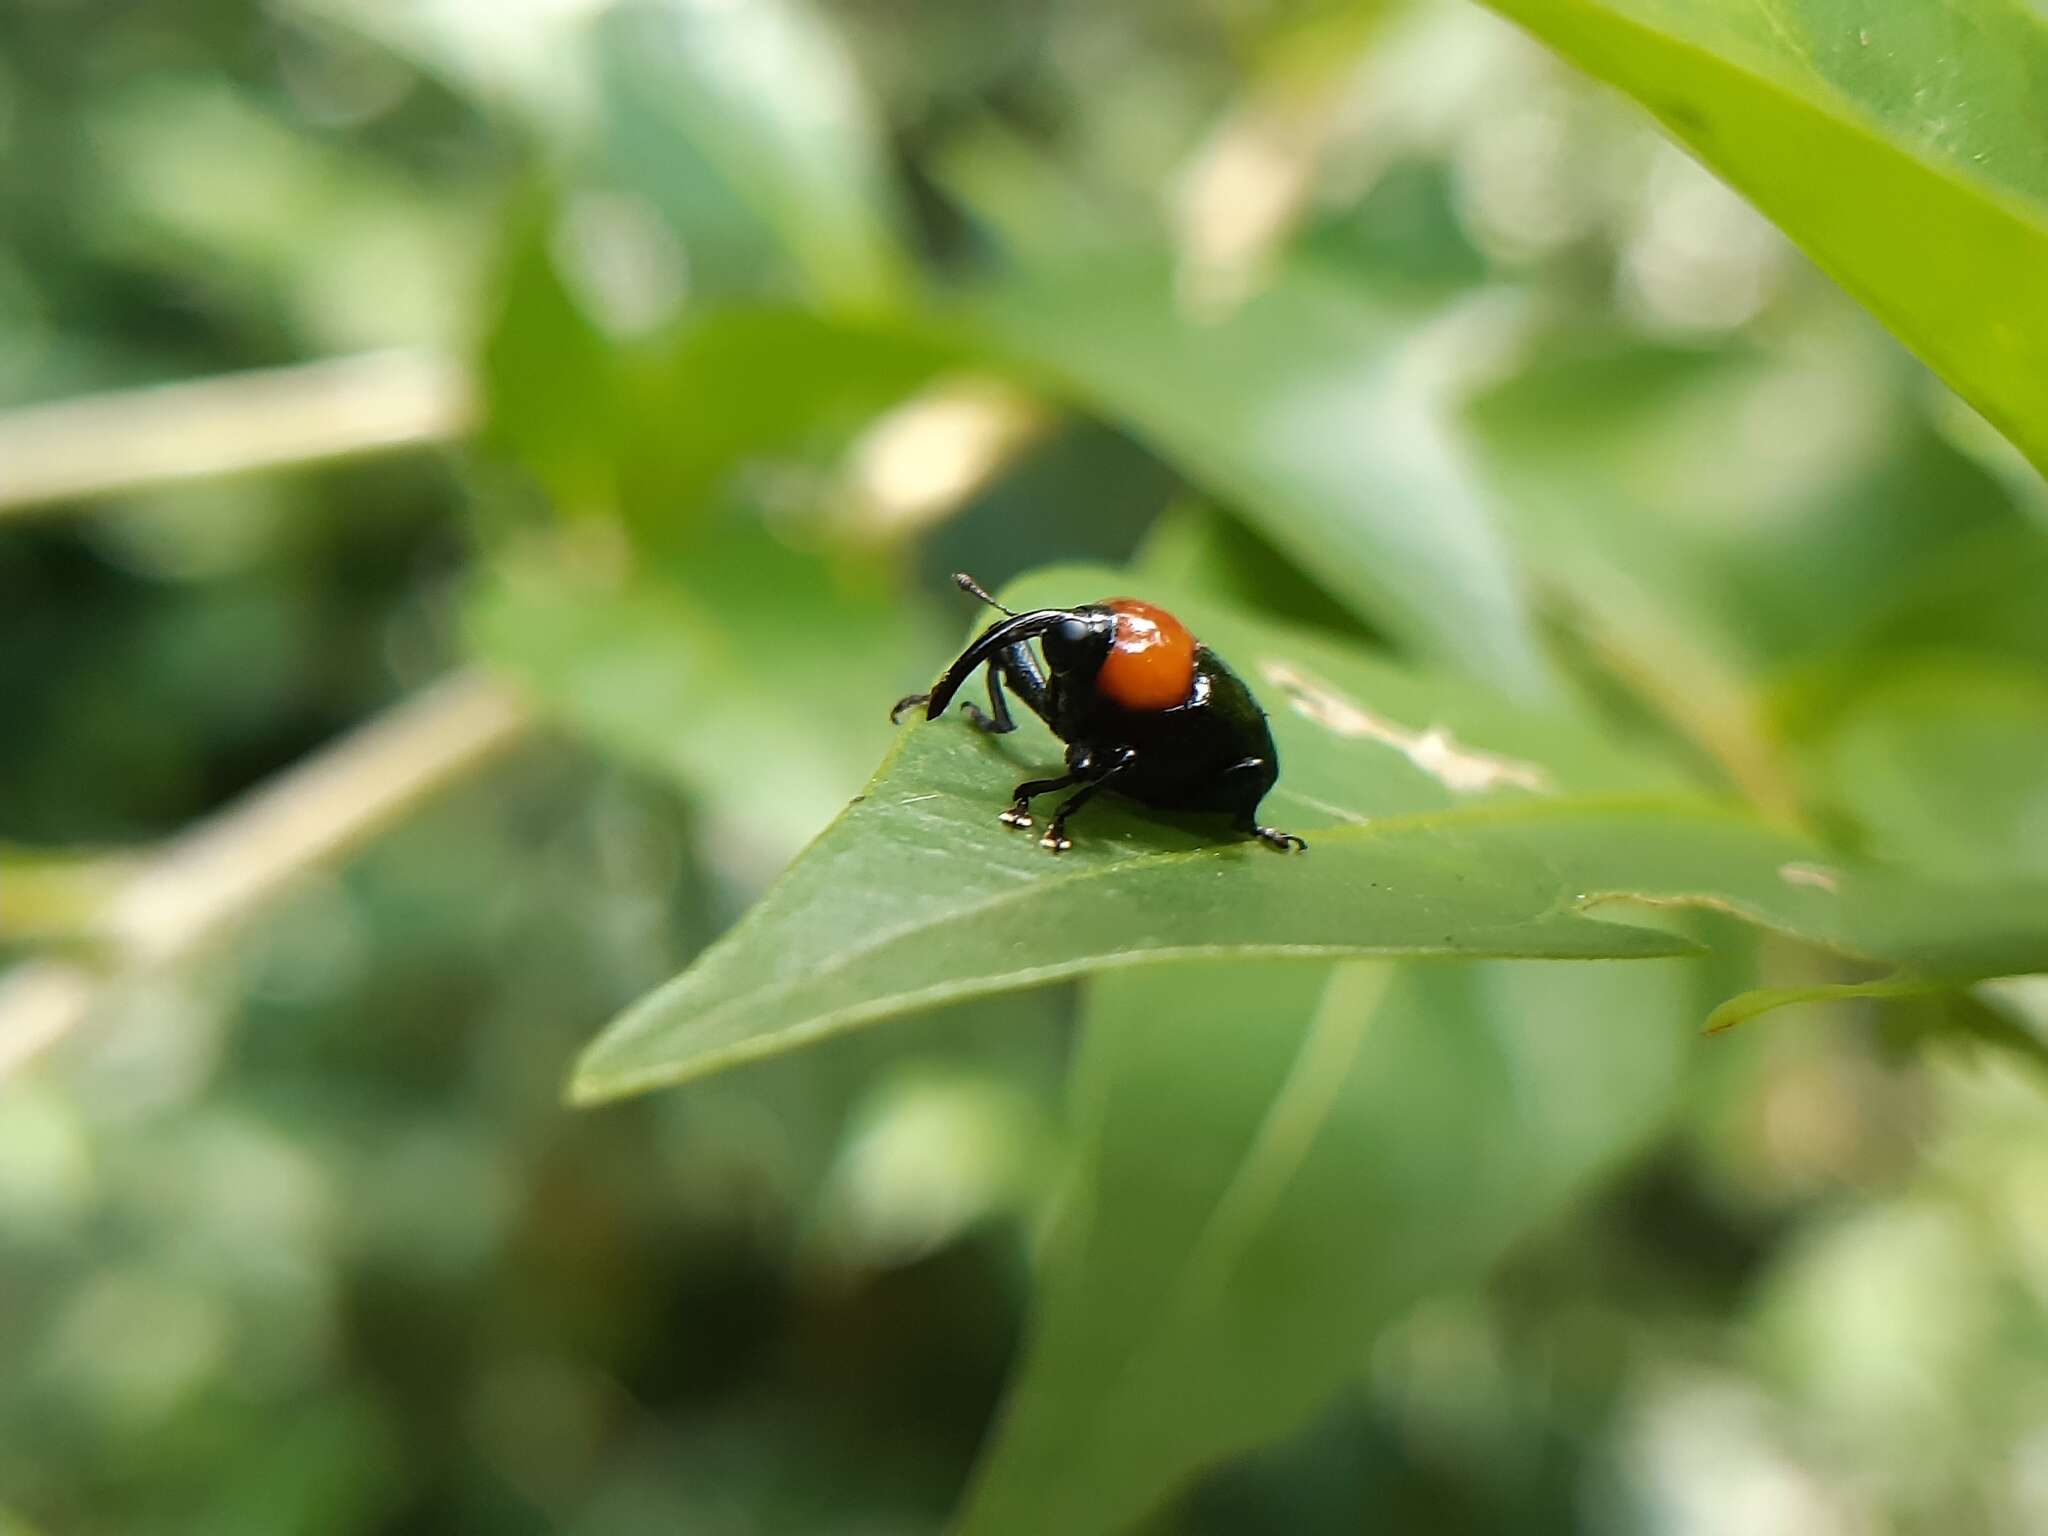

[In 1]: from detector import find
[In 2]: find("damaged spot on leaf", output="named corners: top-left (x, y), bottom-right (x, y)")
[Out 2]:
top-left (1259, 660), bottom-right (1552, 795)
top-left (1779, 861), bottom-right (1841, 893)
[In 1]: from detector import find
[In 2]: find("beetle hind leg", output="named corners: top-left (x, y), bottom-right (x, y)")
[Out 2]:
top-left (1220, 758), bottom-right (1303, 852)
top-left (1238, 816), bottom-right (1307, 853)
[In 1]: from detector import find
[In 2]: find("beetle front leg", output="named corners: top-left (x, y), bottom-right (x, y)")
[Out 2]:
top-left (958, 660), bottom-right (1018, 734)
top-left (999, 772), bottom-right (1076, 829)
top-left (1040, 747), bottom-right (1136, 853)
top-left (895, 672), bottom-right (1014, 731)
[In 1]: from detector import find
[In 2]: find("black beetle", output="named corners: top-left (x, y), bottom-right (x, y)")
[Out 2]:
top-left (891, 573), bottom-right (1307, 854)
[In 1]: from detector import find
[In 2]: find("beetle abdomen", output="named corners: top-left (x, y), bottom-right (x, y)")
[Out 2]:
top-left (1084, 648), bottom-right (1280, 815)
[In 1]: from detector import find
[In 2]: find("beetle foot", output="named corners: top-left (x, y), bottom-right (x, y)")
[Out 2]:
top-left (1039, 826), bottom-right (1073, 853)
top-left (959, 702), bottom-right (1016, 734)
top-left (1252, 825), bottom-right (1308, 852)
top-left (998, 803), bottom-right (1034, 829)
top-left (889, 692), bottom-right (931, 724)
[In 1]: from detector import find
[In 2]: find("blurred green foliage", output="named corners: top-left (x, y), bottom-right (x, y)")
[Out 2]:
top-left (3, 0), bottom-right (2046, 1533)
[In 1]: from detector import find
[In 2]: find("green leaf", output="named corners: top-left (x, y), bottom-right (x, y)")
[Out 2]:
top-left (593, 0), bottom-right (911, 311)
top-left (1136, 503), bottom-right (1377, 645)
top-left (972, 263), bottom-right (1555, 696)
top-left (1462, 335), bottom-right (2037, 798)
top-left (1467, 338), bottom-right (2029, 677)
top-left (926, 120), bottom-right (1153, 268)
top-left (1471, 0), bottom-right (2048, 477)
top-left (468, 523), bottom-right (934, 860)
top-left (1702, 973), bottom-right (1943, 1034)
top-left (1844, 521), bottom-right (2048, 673)
top-left (285, 0), bottom-right (599, 127)
top-left (957, 954), bottom-right (1695, 1535)
top-left (1799, 662), bottom-right (2048, 883)
top-left (604, 306), bottom-right (959, 531)
top-left (569, 566), bottom-right (2048, 1104)
top-left (477, 196), bottom-right (629, 518)
top-left (478, 224), bottom-right (962, 534)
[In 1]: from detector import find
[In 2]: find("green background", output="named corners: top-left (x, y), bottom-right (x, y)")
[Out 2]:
top-left (3, 0), bottom-right (2046, 1531)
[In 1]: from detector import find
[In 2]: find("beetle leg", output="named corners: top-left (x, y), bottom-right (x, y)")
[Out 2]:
top-left (1220, 757), bottom-right (1305, 852)
top-left (993, 640), bottom-right (1051, 724)
top-left (1040, 747), bottom-right (1136, 852)
top-left (1234, 811), bottom-right (1307, 852)
top-left (999, 773), bottom-right (1076, 829)
top-left (958, 660), bottom-right (1018, 734)
top-left (902, 641), bottom-right (1049, 733)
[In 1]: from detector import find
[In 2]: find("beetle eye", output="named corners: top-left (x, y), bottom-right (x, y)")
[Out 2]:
top-left (1055, 616), bottom-right (1091, 649)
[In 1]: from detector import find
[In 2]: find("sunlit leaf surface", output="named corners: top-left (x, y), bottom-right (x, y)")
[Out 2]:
top-left (1474, 0), bottom-right (2048, 474)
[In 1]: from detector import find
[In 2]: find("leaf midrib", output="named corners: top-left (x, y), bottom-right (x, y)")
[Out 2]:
top-left (577, 789), bottom-right (1755, 1092)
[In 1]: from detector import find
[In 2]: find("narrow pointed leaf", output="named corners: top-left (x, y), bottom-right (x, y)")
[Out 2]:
top-left (1473, 0), bottom-right (2048, 475)
top-left (571, 567), bottom-right (2048, 1103)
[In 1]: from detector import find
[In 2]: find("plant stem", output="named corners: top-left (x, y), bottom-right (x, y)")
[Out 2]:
top-left (0, 350), bottom-right (473, 515)
top-left (0, 671), bottom-right (530, 1077)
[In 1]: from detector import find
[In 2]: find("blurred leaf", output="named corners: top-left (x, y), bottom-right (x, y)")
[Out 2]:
top-left (1464, 337), bottom-right (2039, 807)
top-left (479, 215), bottom-right (963, 535)
top-left (613, 308), bottom-right (961, 516)
top-left (298, 0), bottom-right (911, 314)
top-left (468, 522), bottom-right (933, 859)
top-left (283, 0), bottom-right (599, 127)
top-left (1914, 987), bottom-right (2048, 1071)
top-left (593, 0), bottom-right (912, 311)
top-left (1800, 663), bottom-right (2048, 882)
top-left (1137, 503), bottom-right (1376, 645)
top-left (1838, 521), bottom-right (2048, 674)
top-left (1468, 339), bottom-right (2025, 676)
top-left (972, 262), bottom-right (1554, 696)
top-left (957, 953), bottom-right (1693, 1535)
top-left (570, 567), bottom-right (2048, 1103)
top-left (811, 1066), bottom-right (1054, 1268)
top-left (1472, 0), bottom-right (2048, 476)
top-left (928, 120), bottom-right (1156, 267)
top-left (478, 196), bottom-right (627, 518)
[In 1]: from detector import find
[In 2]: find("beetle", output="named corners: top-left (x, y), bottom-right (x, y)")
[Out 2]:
top-left (890, 573), bottom-right (1307, 855)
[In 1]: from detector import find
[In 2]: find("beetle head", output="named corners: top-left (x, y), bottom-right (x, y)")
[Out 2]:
top-left (1038, 607), bottom-right (1117, 676)
top-left (922, 604), bottom-right (1114, 719)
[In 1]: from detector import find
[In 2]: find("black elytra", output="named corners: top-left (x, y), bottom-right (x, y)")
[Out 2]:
top-left (891, 573), bottom-right (1307, 854)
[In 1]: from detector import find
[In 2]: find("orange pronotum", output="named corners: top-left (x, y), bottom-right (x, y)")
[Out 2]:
top-left (1096, 598), bottom-right (1197, 711)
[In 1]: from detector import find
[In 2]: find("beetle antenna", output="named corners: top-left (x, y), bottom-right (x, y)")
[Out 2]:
top-left (953, 572), bottom-right (1015, 616)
